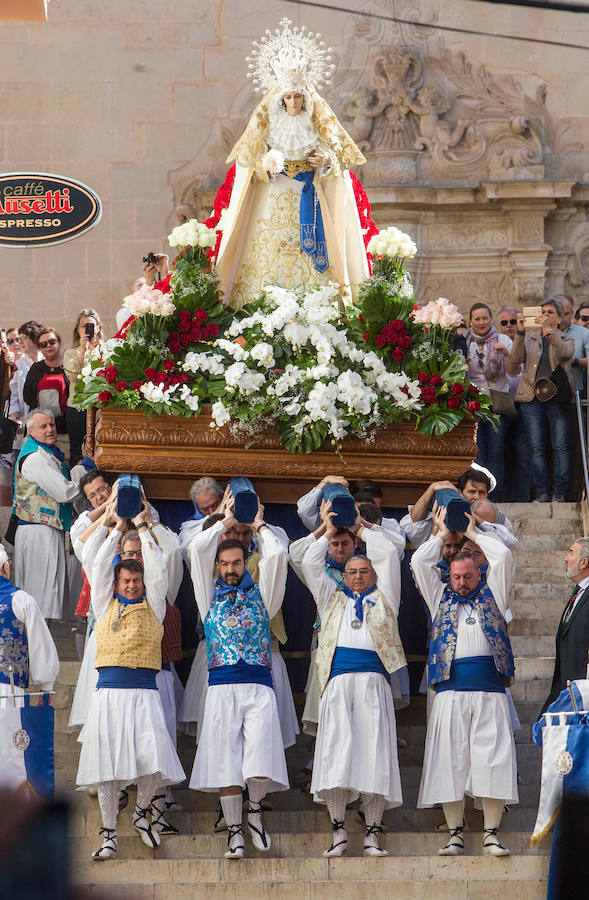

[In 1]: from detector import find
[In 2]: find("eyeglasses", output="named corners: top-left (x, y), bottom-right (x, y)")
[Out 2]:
top-left (499, 319), bottom-right (517, 326)
top-left (38, 338), bottom-right (58, 348)
top-left (121, 549), bottom-right (142, 559)
top-left (580, 315), bottom-right (589, 322)
top-left (86, 484), bottom-right (110, 502)
top-left (6, 338), bottom-right (17, 344)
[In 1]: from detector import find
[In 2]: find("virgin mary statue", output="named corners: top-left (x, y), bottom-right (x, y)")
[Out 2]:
top-left (211, 19), bottom-right (376, 309)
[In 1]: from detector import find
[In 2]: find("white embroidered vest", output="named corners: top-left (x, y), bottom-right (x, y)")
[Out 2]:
top-left (315, 587), bottom-right (407, 695)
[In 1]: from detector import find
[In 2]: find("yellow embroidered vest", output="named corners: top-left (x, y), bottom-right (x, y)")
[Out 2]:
top-left (95, 597), bottom-right (163, 670)
top-left (315, 588), bottom-right (406, 696)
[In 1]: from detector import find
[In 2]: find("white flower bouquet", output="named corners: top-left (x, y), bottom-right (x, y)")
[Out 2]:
top-left (122, 285), bottom-right (176, 318)
top-left (411, 297), bottom-right (464, 329)
top-left (168, 218), bottom-right (217, 250)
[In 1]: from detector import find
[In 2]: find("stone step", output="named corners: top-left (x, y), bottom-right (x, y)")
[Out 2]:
top-left (507, 517), bottom-right (582, 535)
top-left (509, 619), bottom-right (560, 637)
top-left (71, 856), bottom-right (550, 892)
top-left (499, 501), bottom-right (580, 519)
top-left (513, 568), bottom-right (568, 585)
top-left (515, 533), bottom-right (578, 551)
top-left (511, 636), bottom-right (555, 657)
top-left (69, 830), bottom-right (549, 861)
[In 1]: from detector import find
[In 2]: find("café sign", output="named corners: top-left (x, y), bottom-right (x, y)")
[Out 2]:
top-left (0, 172), bottom-right (102, 247)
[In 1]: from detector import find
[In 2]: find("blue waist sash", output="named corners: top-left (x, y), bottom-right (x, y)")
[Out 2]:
top-left (329, 647), bottom-right (391, 684)
top-left (96, 666), bottom-right (158, 690)
top-left (435, 656), bottom-right (506, 694)
top-left (293, 171), bottom-right (329, 273)
top-left (208, 658), bottom-right (273, 688)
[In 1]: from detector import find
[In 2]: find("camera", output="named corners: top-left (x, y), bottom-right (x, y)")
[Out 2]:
top-left (84, 322), bottom-right (95, 339)
top-left (142, 251), bottom-right (159, 266)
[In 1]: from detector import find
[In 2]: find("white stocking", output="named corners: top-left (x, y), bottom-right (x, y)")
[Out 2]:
top-left (97, 781), bottom-right (120, 832)
top-left (443, 798), bottom-right (465, 830)
top-left (246, 777), bottom-right (268, 832)
top-left (482, 798), bottom-right (504, 832)
top-left (220, 793), bottom-right (243, 853)
top-left (324, 787), bottom-right (349, 851)
top-left (362, 793), bottom-right (385, 849)
top-left (136, 774), bottom-right (160, 812)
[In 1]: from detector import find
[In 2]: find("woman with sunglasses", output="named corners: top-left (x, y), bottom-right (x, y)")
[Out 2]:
top-left (63, 309), bottom-right (104, 466)
top-left (465, 303), bottom-right (513, 500)
top-left (23, 327), bottom-right (70, 459)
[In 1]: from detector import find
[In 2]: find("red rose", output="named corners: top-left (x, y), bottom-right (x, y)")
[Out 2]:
top-left (207, 323), bottom-right (219, 338)
top-left (171, 344), bottom-right (182, 356)
top-left (104, 375), bottom-right (116, 384)
top-left (362, 331), bottom-right (369, 343)
top-left (167, 331), bottom-right (180, 344)
top-left (375, 334), bottom-right (387, 348)
top-left (178, 318), bottom-right (191, 333)
top-left (155, 372), bottom-right (170, 386)
top-left (358, 313), bottom-right (365, 324)
top-left (193, 308), bottom-right (207, 324)
top-left (98, 390), bottom-right (112, 403)
top-left (180, 332), bottom-right (191, 346)
top-left (468, 383), bottom-right (480, 395)
top-left (190, 327), bottom-right (203, 342)
top-left (169, 374), bottom-right (182, 385)
top-left (392, 348), bottom-right (404, 361)
top-left (451, 383), bottom-right (466, 395)
top-left (132, 380), bottom-right (142, 390)
top-left (163, 359), bottom-right (174, 371)
top-left (429, 374), bottom-right (443, 387)
top-left (104, 365), bottom-right (118, 378)
top-left (398, 335), bottom-right (412, 349)
top-left (178, 309), bottom-right (191, 323)
top-left (421, 385), bottom-right (435, 398)
top-left (115, 380), bottom-right (127, 392)
top-left (467, 400), bottom-right (481, 412)
top-left (390, 319), bottom-right (404, 331)
top-left (178, 372), bottom-right (190, 384)
top-left (417, 372), bottom-right (429, 384)
top-left (447, 396), bottom-right (460, 409)
top-left (144, 367), bottom-right (156, 379)
top-left (382, 326), bottom-right (393, 339)
top-left (95, 368), bottom-right (106, 377)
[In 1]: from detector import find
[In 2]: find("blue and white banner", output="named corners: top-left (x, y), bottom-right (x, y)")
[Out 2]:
top-left (0, 693), bottom-right (54, 798)
top-left (531, 680), bottom-right (589, 844)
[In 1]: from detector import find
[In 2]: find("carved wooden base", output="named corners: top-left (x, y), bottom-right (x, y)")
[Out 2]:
top-left (90, 407), bottom-right (477, 505)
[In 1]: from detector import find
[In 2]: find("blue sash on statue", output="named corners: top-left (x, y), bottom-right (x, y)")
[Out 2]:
top-left (329, 647), bottom-right (391, 684)
top-left (293, 171), bottom-right (329, 272)
top-left (435, 656), bottom-right (506, 694)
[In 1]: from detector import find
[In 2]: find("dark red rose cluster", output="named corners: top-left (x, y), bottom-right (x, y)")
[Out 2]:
top-left (415, 373), bottom-right (480, 410)
top-left (363, 318), bottom-right (412, 362)
top-left (167, 308), bottom-right (219, 354)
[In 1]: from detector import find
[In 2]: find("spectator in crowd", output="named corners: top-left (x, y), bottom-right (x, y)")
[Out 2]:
top-left (400, 467), bottom-right (492, 548)
top-left (9, 321), bottom-right (44, 431)
top-left (188, 501), bottom-right (289, 860)
top-left (497, 308), bottom-right (531, 503)
top-left (555, 294), bottom-right (589, 500)
top-left (509, 300), bottom-right (574, 502)
top-left (543, 537), bottom-right (589, 711)
top-left (76, 508), bottom-right (184, 860)
top-left (13, 409), bottom-right (79, 620)
top-left (63, 309), bottom-right (104, 466)
top-left (465, 303), bottom-right (513, 500)
top-left (575, 303), bottom-right (589, 329)
top-left (302, 501), bottom-right (406, 857)
top-left (5, 329), bottom-right (20, 362)
top-left (23, 327), bottom-right (69, 459)
top-left (411, 507), bottom-right (517, 857)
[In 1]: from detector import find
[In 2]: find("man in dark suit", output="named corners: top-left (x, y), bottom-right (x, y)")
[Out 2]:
top-left (543, 537), bottom-right (589, 711)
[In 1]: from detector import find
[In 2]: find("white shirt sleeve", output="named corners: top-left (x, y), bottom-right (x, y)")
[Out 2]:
top-left (381, 516), bottom-right (406, 538)
top-left (288, 533), bottom-right (316, 586)
top-left (152, 523), bottom-right (182, 604)
top-left (475, 532), bottom-right (512, 617)
top-left (91, 528), bottom-right (123, 622)
top-left (13, 590), bottom-right (60, 690)
top-left (301, 535), bottom-right (335, 619)
top-left (140, 529), bottom-right (167, 625)
top-left (179, 517), bottom-right (206, 567)
top-left (297, 487), bottom-right (322, 531)
top-left (9, 370), bottom-right (19, 416)
top-left (81, 524), bottom-right (108, 588)
top-left (21, 452), bottom-right (80, 506)
top-left (399, 510), bottom-right (433, 548)
top-left (477, 521), bottom-right (518, 552)
top-left (363, 527), bottom-right (402, 616)
top-left (188, 521), bottom-right (225, 621)
top-left (70, 511), bottom-right (92, 563)
top-left (259, 523), bottom-right (289, 550)
top-left (410, 535), bottom-right (445, 618)
top-left (257, 527), bottom-right (287, 619)
top-left (371, 522), bottom-right (406, 560)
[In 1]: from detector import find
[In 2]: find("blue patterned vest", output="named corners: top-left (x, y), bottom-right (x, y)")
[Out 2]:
top-left (0, 578), bottom-right (28, 688)
top-left (428, 581), bottom-right (514, 687)
top-left (205, 580), bottom-right (272, 669)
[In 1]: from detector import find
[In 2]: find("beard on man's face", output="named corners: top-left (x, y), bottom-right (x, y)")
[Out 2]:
top-left (222, 571), bottom-right (242, 585)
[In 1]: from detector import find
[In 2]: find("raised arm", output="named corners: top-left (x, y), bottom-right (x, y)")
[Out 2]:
top-left (256, 510), bottom-right (287, 619)
top-left (152, 522), bottom-right (183, 603)
top-left (91, 526), bottom-right (124, 622)
top-left (296, 475), bottom-right (349, 531)
top-left (474, 530), bottom-right (512, 617)
top-left (361, 525), bottom-right (401, 616)
top-left (410, 508), bottom-right (449, 617)
top-left (189, 520), bottom-right (225, 620)
top-left (288, 533), bottom-right (316, 586)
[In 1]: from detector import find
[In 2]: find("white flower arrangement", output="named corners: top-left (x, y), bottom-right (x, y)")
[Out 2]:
top-left (411, 297), bottom-right (463, 329)
top-left (168, 218), bottom-right (217, 250)
top-left (122, 285), bottom-right (176, 318)
top-left (367, 226), bottom-right (417, 260)
top-left (261, 149), bottom-right (285, 176)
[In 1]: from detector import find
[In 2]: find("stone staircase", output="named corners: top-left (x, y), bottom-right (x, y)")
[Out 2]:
top-left (49, 501), bottom-right (582, 898)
